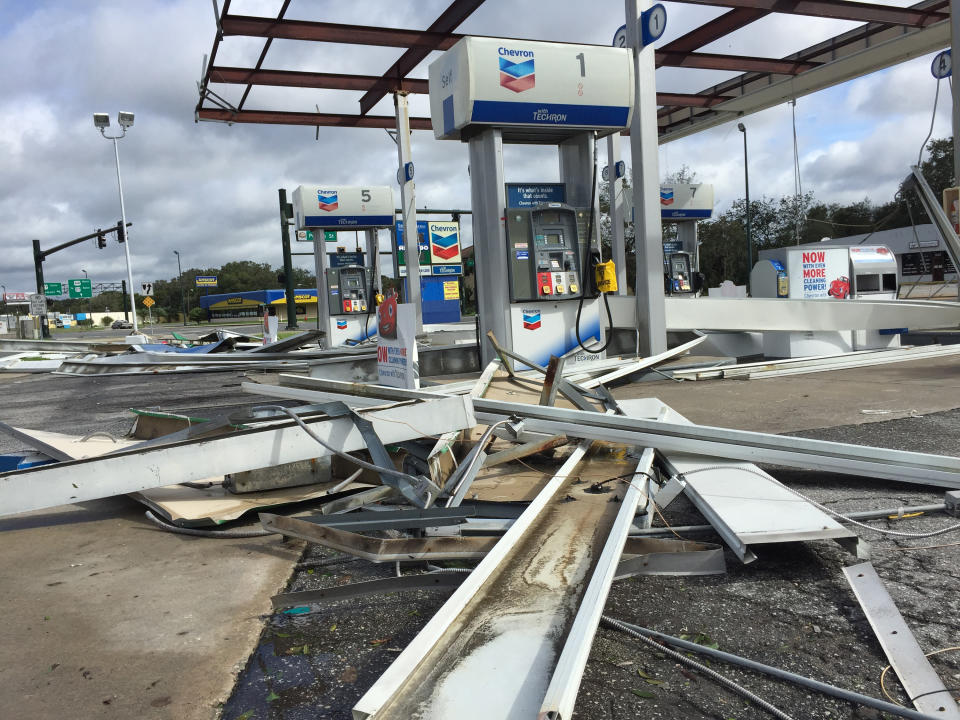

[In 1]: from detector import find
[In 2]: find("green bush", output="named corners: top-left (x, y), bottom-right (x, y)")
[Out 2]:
top-left (101, 316), bottom-right (114, 327)
top-left (77, 318), bottom-right (94, 327)
top-left (188, 307), bottom-right (207, 325)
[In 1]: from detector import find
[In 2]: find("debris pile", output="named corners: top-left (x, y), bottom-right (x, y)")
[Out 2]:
top-left (1, 335), bottom-right (959, 719)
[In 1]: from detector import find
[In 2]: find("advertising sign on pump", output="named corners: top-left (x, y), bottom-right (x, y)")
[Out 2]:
top-left (292, 185), bottom-right (394, 232)
top-left (428, 37), bottom-right (634, 140)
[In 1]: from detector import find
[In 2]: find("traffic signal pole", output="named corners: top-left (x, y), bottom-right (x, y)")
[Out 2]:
top-left (31, 223), bottom-right (131, 338)
top-left (32, 239), bottom-right (49, 338)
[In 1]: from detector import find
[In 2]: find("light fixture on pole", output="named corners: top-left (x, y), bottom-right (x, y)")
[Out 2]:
top-left (737, 123), bottom-right (752, 287)
top-left (94, 111), bottom-right (139, 334)
top-left (173, 250), bottom-right (187, 326)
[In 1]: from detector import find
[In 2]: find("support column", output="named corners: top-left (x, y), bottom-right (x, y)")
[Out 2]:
top-left (313, 238), bottom-right (331, 346)
top-left (606, 133), bottom-right (628, 294)
top-left (395, 92), bottom-right (423, 333)
top-left (365, 229), bottom-right (381, 296)
top-left (627, 0), bottom-right (667, 356)
top-left (952, 0), bottom-right (960, 183)
top-left (279, 189), bottom-right (298, 329)
top-left (469, 128), bottom-right (510, 366)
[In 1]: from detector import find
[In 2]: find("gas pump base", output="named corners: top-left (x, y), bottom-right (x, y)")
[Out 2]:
top-left (508, 301), bottom-right (606, 371)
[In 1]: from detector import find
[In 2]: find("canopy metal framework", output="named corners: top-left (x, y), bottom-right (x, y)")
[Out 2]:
top-left (195, 0), bottom-right (952, 142)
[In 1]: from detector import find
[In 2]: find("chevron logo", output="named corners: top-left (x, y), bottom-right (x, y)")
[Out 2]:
top-left (660, 188), bottom-right (674, 206)
top-left (499, 54), bottom-right (535, 93)
top-left (522, 310), bottom-right (541, 331)
top-left (430, 230), bottom-right (460, 260)
top-left (317, 191), bottom-right (339, 212)
top-left (336, 319), bottom-right (347, 329)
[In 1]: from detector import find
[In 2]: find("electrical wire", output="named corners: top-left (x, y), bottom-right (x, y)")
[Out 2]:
top-left (671, 466), bottom-right (960, 539)
top-left (144, 510), bottom-right (274, 538)
top-left (791, 99), bottom-right (803, 245)
top-left (880, 646), bottom-right (960, 707)
top-left (602, 616), bottom-right (797, 720)
top-left (917, 77), bottom-right (942, 168)
top-left (576, 131), bottom-right (614, 354)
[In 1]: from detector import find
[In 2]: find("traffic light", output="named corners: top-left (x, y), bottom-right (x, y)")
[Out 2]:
top-left (96, 229), bottom-right (107, 249)
top-left (116, 221), bottom-right (125, 243)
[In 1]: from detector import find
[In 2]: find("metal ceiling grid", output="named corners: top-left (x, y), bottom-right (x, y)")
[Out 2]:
top-left (195, 0), bottom-right (952, 141)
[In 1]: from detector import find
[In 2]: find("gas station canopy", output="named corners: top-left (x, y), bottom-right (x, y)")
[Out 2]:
top-left (195, 0), bottom-right (950, 142)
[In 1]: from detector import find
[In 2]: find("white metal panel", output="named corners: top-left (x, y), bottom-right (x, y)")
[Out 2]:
top-left (658, 296), bottom-right (960, 331)
top-left (0, 396), bottom-right (475, 517)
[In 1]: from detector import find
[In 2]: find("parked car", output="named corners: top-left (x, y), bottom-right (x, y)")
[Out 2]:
top-left (111, 319), bottom-right (133, 329)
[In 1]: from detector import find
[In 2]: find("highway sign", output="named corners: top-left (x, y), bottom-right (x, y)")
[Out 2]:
top-left (142, 296), bottom-right (155, 308)
top-left (68, 278), bottom-right (93, 299)
top-left (29, 293), bottom-right (47, 316)
top-left (141, 282), bottom-right (154, 296)
top-left (44, 282), bottom-right (63, 296)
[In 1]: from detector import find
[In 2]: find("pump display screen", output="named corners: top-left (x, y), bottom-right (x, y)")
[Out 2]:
top-left (346, 277), bottom-right (361, 288)
top-left (545, 233), bottom-right (562, 246)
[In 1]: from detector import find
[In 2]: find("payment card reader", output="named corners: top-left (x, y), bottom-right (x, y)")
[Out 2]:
top-left (667, 252), bottom-right (693, 294)
top-left (507, 204), bottom-right (584, 303)
top-left (325, 266), bottom-right (371, 315)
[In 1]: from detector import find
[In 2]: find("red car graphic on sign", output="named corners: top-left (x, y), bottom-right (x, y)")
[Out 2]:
top-left (378, 293), bottom-right (398, 339)
top-left (828, 276), bottom-right (850, 299)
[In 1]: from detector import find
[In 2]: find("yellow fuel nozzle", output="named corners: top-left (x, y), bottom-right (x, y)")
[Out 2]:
top-left (594, 260), bottom-right (618, 294)
top-left (374, 293), bottom-right (385, 306)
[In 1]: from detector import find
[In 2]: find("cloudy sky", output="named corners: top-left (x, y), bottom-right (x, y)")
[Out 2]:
top-left (0, 0), bottom-right (953, 296)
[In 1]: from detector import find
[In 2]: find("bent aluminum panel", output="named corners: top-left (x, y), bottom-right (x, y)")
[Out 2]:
top-left (0, 395), bottom-right (474, 517)
top-left (538, 448), bottom-right (655, 720)
top-left (352, 440), bottom-right (593, 719)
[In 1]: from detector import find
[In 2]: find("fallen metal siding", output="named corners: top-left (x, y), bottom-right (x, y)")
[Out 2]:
top-left (0, 395), bottom-right (475, 517)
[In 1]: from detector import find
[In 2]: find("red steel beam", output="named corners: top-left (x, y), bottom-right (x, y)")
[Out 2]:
top-left (657, 92), bottom-right (735, 107)
top-left (220, 14), bottom-right (462, 49)
top-left (669, 0), bottom-right (948, 27)
top-left (237, 0), bottom-right (292, 111)
top-left (197, 108), bottom-right (433, 130)
top-left (359, 0), bottom-right (485, 115)
top-left (659, 7), bottom-right (769, 53)
top-left (209, 66), bottom-right (430, 94)
top-left (656, 50), bottom-right (819, 73)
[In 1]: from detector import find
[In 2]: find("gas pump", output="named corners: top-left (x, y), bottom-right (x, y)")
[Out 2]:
top-left (660, 183), bottom-right (713, 296)
top-left (428, 36), bottom-right (633, 368)
top-left (292, 185), bottom-right (393, 348)
top-left (667, 252), bottom-right (693, 294)
top-left (507, 204), bottom-right (584, 301)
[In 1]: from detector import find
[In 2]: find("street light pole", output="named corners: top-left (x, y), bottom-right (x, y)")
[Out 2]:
top-left (174, 250), bottom-right (187, 325)
top-left (82, 268), bottom-right (90, 318)
top-left (95, 112), bottom-right (138, 335)
top-left (737, 122), bottom-right (752, 289)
